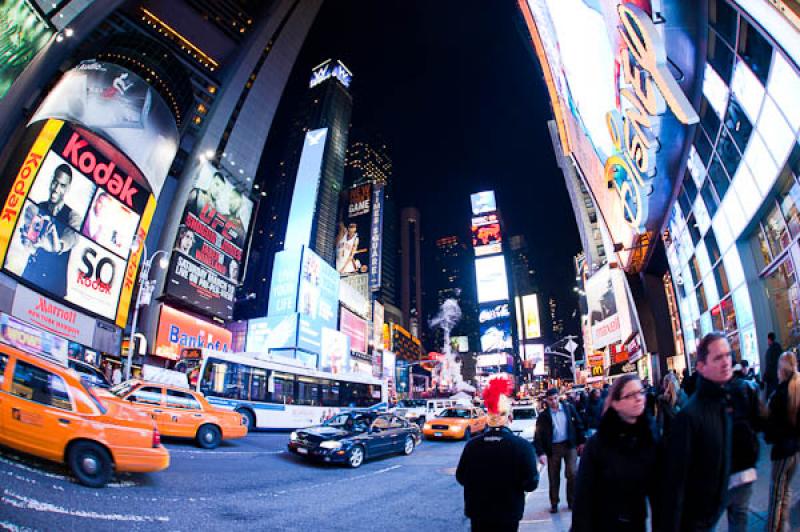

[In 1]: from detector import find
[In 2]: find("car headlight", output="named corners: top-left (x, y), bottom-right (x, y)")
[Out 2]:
top-left (290, 432), bottom-right (298, 441)
top-left (320, 441), bottom-right (342, 449)
top-left (423, 423), bottom-right (432, 430)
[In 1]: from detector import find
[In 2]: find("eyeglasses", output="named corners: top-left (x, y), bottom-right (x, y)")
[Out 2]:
top-left (620, 389), bottom-right (646, 401)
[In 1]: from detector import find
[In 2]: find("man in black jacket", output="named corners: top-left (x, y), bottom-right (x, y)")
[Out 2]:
top-left (764, 332), bottom-right (783, 397)
top-left (661, 332), bottom-right (734, 531)
top-left (457, 377), bottom-right (539, 532)
top-left (533, 388), bottom-right (586, 513)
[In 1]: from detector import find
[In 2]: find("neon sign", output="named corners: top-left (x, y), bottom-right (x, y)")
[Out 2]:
top-left (604, 4), bottom-right (698, 232)
top-left (309, 60), bottom-right (352, 89)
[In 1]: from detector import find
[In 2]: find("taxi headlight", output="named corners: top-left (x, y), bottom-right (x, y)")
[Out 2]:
top-left (290, 432), bottom-right (298, 441)
top-left (423, 423), bottom-right (432, 430)
top-left (320, 440), bottom-right (342, 450)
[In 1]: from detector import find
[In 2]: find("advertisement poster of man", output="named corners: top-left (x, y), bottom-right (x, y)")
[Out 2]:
top-left (185, 166), bottom-right (252, 251)
top-left (5, 154), bottom-right (94, 298)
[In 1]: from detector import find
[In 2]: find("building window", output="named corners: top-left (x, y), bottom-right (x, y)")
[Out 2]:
top-left (709, 0), bottom-right (738, 47)
top-left (765, 257), bottom-right (800, 347)
top-left (737, 19), bottom-right (773, 84)
top-left (708, 28), bottom-right (736, 83)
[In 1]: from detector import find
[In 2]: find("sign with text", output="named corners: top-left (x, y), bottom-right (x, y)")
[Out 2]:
top-left (11, 285), bottom-right (95, 346)
top-left (0, 312), bottom-right (68, 364)
top-left (155, 305), bottom-right (231, 360)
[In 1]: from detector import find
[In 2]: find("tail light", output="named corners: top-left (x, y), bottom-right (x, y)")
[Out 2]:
top-left (152, 428), bottom-right (161, 448)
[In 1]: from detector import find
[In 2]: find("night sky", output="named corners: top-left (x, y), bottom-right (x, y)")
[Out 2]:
top-left (265, 0), bottom-right (582, 338)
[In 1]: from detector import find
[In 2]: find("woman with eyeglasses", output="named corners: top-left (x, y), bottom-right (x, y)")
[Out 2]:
top-left (571, 374), bottom-right (659, 532)
top-left (765, 352), bottom-right (800, 532)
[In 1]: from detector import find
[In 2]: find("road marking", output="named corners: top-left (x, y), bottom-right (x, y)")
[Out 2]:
top-left (2, 490), bottom-right (169, 523)
top-left (164, 448), bottom-right (285, 455)
top-left (519, 519), bottom-right (553, 524)
top-left (0, 520), bottom-right (36, 532)
top-left (259, 464), bottom-right (402, 498)
top-left (0, 455), bottom-right (136, 488)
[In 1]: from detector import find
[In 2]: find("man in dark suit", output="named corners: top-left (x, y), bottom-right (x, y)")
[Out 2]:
top-left (534, 388), bottom-right (586, 513)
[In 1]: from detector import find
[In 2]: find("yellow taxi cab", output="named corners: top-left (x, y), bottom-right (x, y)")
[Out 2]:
top-left (0, 344), bottom-right (169, 487)
top-left (99, 380), bottom-right (247, 449)
top-left (422, 405), bottom-right (488, 440)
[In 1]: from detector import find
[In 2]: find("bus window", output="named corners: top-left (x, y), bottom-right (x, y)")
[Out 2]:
top-left (250, 368), bottom-right (269, 402)
top-left (296, 376), bottom-right (321, 406)
top-left (272, 372), bottom-right (294, 404)
top-left (321, 380), bottom-right (340, 407)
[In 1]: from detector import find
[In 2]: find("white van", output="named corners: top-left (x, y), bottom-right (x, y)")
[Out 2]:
top-left (393, 398), bottom-right (458, 425)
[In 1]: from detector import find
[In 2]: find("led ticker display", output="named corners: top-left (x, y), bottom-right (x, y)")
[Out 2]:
top-left (474, 255), bottom-right (509, 303)
top-left (0, 119), bottom-right (156, 326)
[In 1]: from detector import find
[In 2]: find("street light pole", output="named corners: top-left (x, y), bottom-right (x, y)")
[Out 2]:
top-left (546, 335), bottom-right (580, 381)
top-left (124, 241), bottom-right (169, 380)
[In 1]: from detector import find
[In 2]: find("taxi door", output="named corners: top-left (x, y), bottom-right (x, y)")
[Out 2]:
top-left (1, 357), bottom-right (79, 462)
top-left (124, 385), bottom-right (167, 429)
top-left (162, 389), bottom-right (205, 438)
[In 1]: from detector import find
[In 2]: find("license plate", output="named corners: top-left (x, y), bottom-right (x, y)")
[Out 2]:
top-left (297, 447), bottom-right (308, 455)
top-left (435, 432), bottom-right (443, 437)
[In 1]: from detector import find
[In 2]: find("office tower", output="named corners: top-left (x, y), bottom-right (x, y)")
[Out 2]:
top-left (401, 207), bottom-right (423, 337)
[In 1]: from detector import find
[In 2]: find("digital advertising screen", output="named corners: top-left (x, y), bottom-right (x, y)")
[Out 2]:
top-left (586, 265), bottom-right (624, 348)
top-left (0, 1), bottom-right (53, 101)
top-left (285, 128), bottom-right (328, 250)
top-left (369, 184), bottom-right (384, 291)
top-left (154, 305), bottom-right (231, 360)
top-left (471, 222), bottom-right (502, 257)
top-left (246, 314), bottom-right (298, 353)
top-left (479, 318), bottom-right (513, 352)
top-left (451, 336), bottom-right (469, 353)
top-left (470, 190), bottom-right (497, 215)
top-left (523, 343), bottom-right (546, 376)
top-left (320, 327), bottom-right (350, 374)
top-left (165, 162), bottom-right (254, 319)
top-left (337, 183), bottom-right (371, 275)
top-left (522, 294), bottom-right (542, 339)
top-left (0, 119), bottom-right (156, 326)
top-left (297, 247), bottom-right (339, 332)
top-left (474, 255), bottom-right (509, 303)
top-left (340, 307), bottom-right (367, 354)
top-left (31, 60), bottom-right (179, 197)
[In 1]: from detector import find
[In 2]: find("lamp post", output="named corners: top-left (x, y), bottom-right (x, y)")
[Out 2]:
top-left (545, 335), bottom-right (580, 381)
top-left (124, 241), bottom-right (169, 380)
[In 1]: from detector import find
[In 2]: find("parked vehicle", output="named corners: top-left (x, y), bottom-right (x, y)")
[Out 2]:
top-left (0, 345), bottom-right (169, 487)
top-left (99, 380), bottom-right (247, 449)
top-left (288, 411), bottom-right (421, 468)
top-left (422, 406), bottom-right (487, 440)
top-left (393, 398), bottom-right (459, 426)
top-left (67, 358), bottom-right (111, 389)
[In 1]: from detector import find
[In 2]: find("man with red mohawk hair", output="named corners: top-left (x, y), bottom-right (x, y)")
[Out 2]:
top-left (456, 376), bottom-right (539, 531)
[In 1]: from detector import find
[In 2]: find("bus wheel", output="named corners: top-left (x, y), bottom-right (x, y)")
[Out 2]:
top-left (196, 424), bottom-right (221, 449)
top-left (237, 409), bottom-right (255, 432)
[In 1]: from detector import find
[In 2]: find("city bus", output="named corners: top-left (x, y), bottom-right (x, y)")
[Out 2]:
top-left (194, 350), bottom-right (387, 430)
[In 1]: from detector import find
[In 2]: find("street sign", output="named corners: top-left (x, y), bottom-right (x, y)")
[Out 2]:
top-left (565, 338), bottom-right (578, 354)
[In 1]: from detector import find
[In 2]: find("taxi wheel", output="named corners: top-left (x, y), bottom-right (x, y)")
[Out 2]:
top-left (196, 424), bottom-right (222, 449)
top-left (402, 436), bottom-right (415, 456)
top-left (348, 445), bottom-right (365, 468)
top-left (237, 409), bottom-right (255, 433)
top-left (463, 428), bottom-right (472, 441)
top-left (68, 441), bottom-right (112, 488)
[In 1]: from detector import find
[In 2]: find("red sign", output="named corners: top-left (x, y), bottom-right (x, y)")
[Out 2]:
top-left (155, 305), bottom-right (231, 360)
top-left (340, 307), bottom-right (367, 353)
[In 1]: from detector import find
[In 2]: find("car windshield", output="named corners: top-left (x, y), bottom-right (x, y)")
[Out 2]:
top-left (323, 413), bottom-right (371, 431)
top-left (397, 400), bottom-right (425, 408)
top-left (439, 408), bottom-right (470, 419)
top-left (512, 408), bottom-right (536, 420)
top-left (109, 380), bottom-right (138, 397)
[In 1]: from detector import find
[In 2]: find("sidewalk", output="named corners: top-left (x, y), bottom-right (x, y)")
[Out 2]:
top-left (519, 446), bottom-right (800, 531)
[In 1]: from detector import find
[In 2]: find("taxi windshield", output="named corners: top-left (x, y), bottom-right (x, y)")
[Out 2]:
top-left (439, 408), bottom-right (470, 419)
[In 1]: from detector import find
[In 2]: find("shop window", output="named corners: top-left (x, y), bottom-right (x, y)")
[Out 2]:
top-left (705, 231), bottom-right (722, 265)
top-left (765, 258), bottom-right (800, 348)
top-left (724, 96), bottom-right (753, 153)
top-left (700, 308), bottom-right (712, 333)
top-left (708, 29), bottom-right (736, 84)
top-left (695, 128), bottom-right (714, 166)
top-left (728, 331), bottom-right (742, 363)
top-left (708, 154), bottom-right (731, 199)
top-left (721, 295), bottom-right (738, 333)
top-left (715, 262), bottom-right (731, 298)
top-left (697, 282), bottom-right (709, 314)
top-left (738, 19), bottom-right (773, 85)
top-left (756, 224), bottom-right (774, 267)
top-left (717, 128), bottom-right (742, 179)
top-left (733, 285), bottom-right (754, 329)
top-left (731, 59), bottom-right (765, 122)
top-left (709, 0), bottom-right (737, 46)
top-left (778, 171), bottom-right (800, 238)
top-left (700, 96), bottom-right (722, 141)
top-left (702, 181), bottom-right (720, 218)
top-left (764, 203), bottom-right (791, 257)
top-left (710, 303), bottom-right (724, 331)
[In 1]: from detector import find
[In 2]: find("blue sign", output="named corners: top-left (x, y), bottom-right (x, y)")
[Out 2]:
top-left (297, 314), bottom-right (325, 354)
top-left (369, 184), bottom-right (384, 292)
top-left (267, 247), bottom-right (303, 317)
top-left (298, 246), bottom-right (339, 332)
top-left (309, 60), bottom-right (352, 89)
top-left (284, 128), bottom-right (328, 251)
top-left (246, 314), bottom-right (299, 352)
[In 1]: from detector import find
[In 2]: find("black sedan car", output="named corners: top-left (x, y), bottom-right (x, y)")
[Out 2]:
top-left (288, 411), bottom-right (421, 468)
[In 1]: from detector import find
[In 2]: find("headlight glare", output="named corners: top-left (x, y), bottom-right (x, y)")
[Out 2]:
top-left (320, 440), bottom-right (343, 449)
top-left (290, 431), bottom-right (298, 441)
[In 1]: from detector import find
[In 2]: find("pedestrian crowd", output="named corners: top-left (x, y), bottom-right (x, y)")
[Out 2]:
top-left (457, 331), bottom-right (800, 531)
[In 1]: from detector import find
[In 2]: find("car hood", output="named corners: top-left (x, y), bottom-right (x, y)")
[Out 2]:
top-left (297, 425), bottom-right (357, 441)
top-left (430, 417), bottom-right (469, 424)
top-left (509, 419), bottom-right (536, 432)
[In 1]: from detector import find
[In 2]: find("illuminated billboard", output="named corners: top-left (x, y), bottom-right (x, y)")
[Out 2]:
top-left (285, 129), bottom-right (328, 250)
top-left (474, 255), bottom-right (509, 303)
top-left (337, 183), bottom-right (371, 275)
top-left (369, 184), bottom-right (384, 291)
top-left (310, 59), bottom-right (352, 89)
top-left (0, 119), bottom-right (156, 326)
top-left (521, 294), bottom-right (542, 339)
top-left (31, 60), bottom-right (179, 197)
top-left (470, 190), bottom-right (497, 215)
top-left (320, 327), bottom-right (350, 374)
top-left (585, 265), bottom-right (633, 349)
top-left (0, 1), bottom-right (53, 100)
top-left (451, 336), bottom-right (469, 353)
top-left (340, 307), bottom-right (367, 354)
top-left (479, 316), bottom-right (513, 352)
top-left (472, 222), bottom-right (502, 257)
top-left (523, 343), bottom-right (546, 375)
top-left (165, 163), bottom-right (254, 319)
top-left (155, 305), bottom-right (231, 360)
